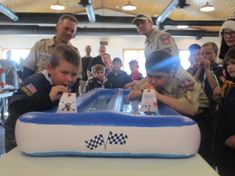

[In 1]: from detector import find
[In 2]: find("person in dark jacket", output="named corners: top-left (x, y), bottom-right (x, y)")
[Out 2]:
top-left (215, 47), bottom-right (235, 176)
top-left (87, 45), bottom-right (106, 78)
top-left (80, 45), bottom-right (93, 95)
top-left (2, 44), bottom-right (80, 153)
top-left (104, 57), bottom-right (132, 89)
top-left (84, 64), bottom-right (105, 93)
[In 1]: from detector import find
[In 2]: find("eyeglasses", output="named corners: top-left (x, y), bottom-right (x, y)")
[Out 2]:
top-left (221, 31), bottom-right (235, 37)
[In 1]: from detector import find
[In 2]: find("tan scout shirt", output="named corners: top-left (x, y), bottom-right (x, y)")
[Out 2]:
top-left (162, 70), bottom-right (209, 114)
top-left (23, 37), bottom-right (80, 74)
top-left (134, 70), bottom-right (209, 115)
top-left (144, 28), bottom-right (179, 59)
top-left (23, 37), bottom-right (56, 73)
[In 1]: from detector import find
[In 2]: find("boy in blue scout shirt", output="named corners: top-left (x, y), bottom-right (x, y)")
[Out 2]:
top-left (2, 44), bottom-right (80, 153)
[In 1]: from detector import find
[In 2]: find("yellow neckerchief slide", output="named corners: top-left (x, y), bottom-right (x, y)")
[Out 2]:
top-left (221, 80), bottom-right (235, 97)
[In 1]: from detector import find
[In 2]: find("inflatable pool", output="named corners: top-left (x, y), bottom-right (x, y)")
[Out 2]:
top-left (15, 88), bottom-right (201, 158)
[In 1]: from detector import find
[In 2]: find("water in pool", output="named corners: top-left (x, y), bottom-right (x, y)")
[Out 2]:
top-left (79, 92), bottom-right (159, 116)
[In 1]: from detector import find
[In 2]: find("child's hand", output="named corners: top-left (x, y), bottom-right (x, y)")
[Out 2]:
top-left (141, 80), bottom-right (154, 89)
top-left (128, 80), bottom-right (154, 101)
top-left (225, 134), bottom-right (235, 150)
top-left (213, 86), bottom-right (222, 95)
top-left (213, 86), bottom-right (222, 102)
top-left (201, 59), bottom-right (211, 69)
top-left (49, 85), bottom-right (67, 102)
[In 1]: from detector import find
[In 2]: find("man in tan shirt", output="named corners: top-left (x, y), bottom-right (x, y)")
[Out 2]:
top-left (22, 14), bottom-right (79, 79)
top-left (132, 14), bottom-right (178, 59)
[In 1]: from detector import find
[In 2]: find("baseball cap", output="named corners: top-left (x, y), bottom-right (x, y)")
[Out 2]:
top-left (131, 14), bottom-right (152, 24)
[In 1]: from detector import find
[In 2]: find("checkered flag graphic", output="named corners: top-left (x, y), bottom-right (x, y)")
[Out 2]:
top-left (107, 131), bottom-right (128, 145)
top-left (85, 134), bottom-right (105, 150)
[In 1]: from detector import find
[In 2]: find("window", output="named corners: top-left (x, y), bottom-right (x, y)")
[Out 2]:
top-left (123, 49), bottom-right (191, 76)
top-left (179, 50), bottom-right (190, 70)
top-left (2, 48), bottom-right (30, 64)
top-left (123, 49), bottom-right (146, 77)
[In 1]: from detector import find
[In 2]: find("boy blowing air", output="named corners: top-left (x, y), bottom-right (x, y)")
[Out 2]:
top-left (3, 44), bottom-right (80, 152)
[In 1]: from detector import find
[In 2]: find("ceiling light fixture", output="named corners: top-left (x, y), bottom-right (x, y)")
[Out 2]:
top-left (200, 2), bottom-right (215, 12)
top-left (50, 0), bottom-right (65, 11)
top-left (0, 3), bottom-right (18, 21)
top-left (122, 0), bottom-right (136, 11)
top-left (177, 25), bottom-right (188, 29)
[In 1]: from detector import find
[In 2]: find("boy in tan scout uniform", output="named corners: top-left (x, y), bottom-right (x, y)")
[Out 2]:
top-left (128, 50), bottom-right (214, 166)
top-left (128, 50), bottom-right (209, 116)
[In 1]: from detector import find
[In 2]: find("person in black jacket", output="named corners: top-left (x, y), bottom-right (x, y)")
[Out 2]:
top-left (2, 44), bottom-right (80, 153)
top-left (84, 64), bottom-right (105, 93)
top-left (104, 57), bottom-right (132, 89)
top-left (87, 45), bottom-right (106, 78)
top-left (80, 45), bottom-right (93, 95)
top-left (215, 47), bottom-right (235, 176)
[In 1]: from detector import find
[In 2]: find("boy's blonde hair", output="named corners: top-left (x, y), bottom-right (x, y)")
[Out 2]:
top-left (202, 42), bottom-right (218, 54)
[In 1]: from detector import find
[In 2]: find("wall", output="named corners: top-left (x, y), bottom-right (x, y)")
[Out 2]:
top-left (0, 34), bottom-right (220, 59)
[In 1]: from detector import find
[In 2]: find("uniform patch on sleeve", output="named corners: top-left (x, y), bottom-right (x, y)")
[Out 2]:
top-left (180, 78), bottom-right (195, 93)
top-left (160, 36), bottom-right (171, 45)
top-left (185, 91), bottom-right (193, 103)
top-left (21, 83), bottom-right (37, 96)
top-left (179, 78), bottom-right (195, 103)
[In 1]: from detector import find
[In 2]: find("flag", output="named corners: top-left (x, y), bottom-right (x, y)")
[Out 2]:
top-left (107, 131), bottom-right (128, 145)
top-left (85, 134), bottom-right (105, 150)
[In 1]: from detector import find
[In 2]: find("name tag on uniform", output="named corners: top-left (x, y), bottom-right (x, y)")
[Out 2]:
top-left (57, 93), bottom-right (77, 113)
top-left (141, 89), bottom-right (158, 114)
top-left (37, 52), bottom-right (51, 60)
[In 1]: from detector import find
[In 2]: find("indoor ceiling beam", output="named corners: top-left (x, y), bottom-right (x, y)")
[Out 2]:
top-left (0, 25), bottom-right (219, 37)
top-left (0, 13), bottom-right (224, 26)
